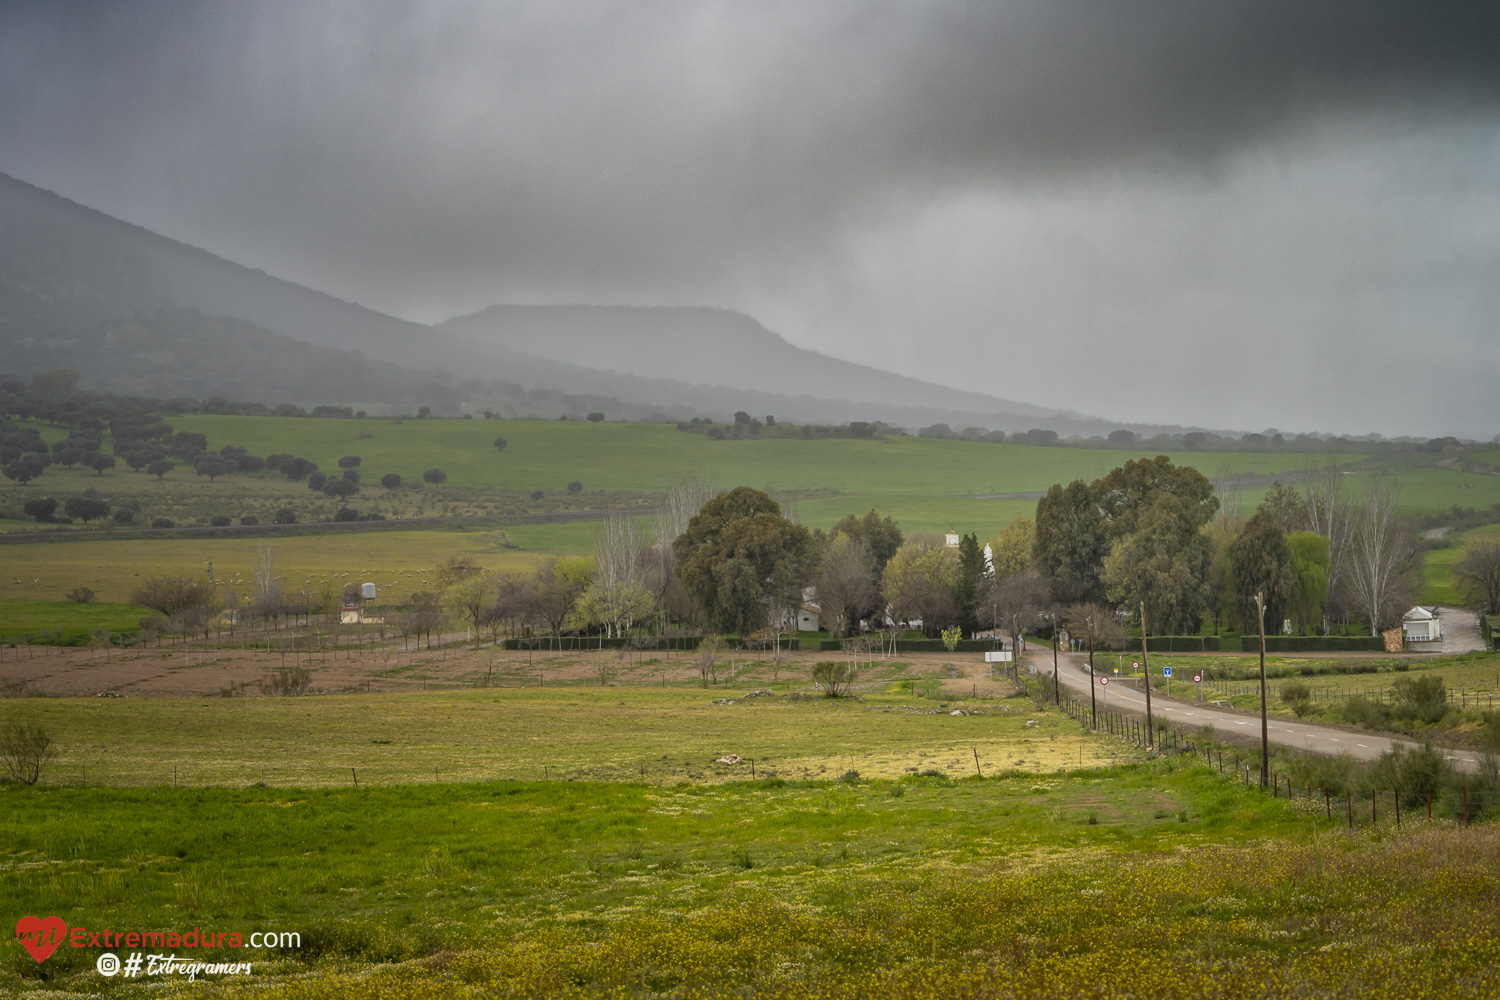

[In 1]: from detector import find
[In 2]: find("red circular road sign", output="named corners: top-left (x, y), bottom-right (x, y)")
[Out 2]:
top-left (1099, 677), bottom-right (1109, 685)
top-left (1193, 674), bottom-right (1202, 683)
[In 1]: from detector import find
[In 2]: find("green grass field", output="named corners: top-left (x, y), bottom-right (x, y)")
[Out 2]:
top-left (162, 415), bottom-right (1350, 496)
top-left (1422, 522), bottom-right (1500, 605)
top-left (0, 528), bottom-right (554, 604)
top-left (0, 685), bottom-right (1121, 788)
top-left (5, 695), bottom-right (1494, 1000)
top-left (0, 601), bottom-right (152, 644)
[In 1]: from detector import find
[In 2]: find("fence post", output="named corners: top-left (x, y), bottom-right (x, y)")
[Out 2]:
top-left (1325, 792), bottom-right (1331, 820)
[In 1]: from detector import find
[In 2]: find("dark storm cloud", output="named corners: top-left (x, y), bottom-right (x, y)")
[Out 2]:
top-left (2, 2), bottom-right (1498, 434)
top-left (3, 0), bottom-right (1498, 316)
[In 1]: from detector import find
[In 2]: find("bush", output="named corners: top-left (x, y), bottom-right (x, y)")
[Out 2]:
top-left (111, 507), bottom-right (135, 525)
top-left (240, 515), bottom-right (259, 525)
top-left (1393, 674), bottom-right (1449, 725)
top-left (64, 586), bottom-right (96, 604)
top-left (210, 515), bottom-right (232, 527)
top-left (381, 473), bottom-right (402, 489)
top-left (307, 471), bottom-right (329, 491)
top-left (812, 661), bottom-right (857, 697)
top-left (567, 481), bottom-right (583, 494)
top-left (272, 508), bottom-right (297, 525)
top-left (1141, 635), bottom-right (1221, 652)
top-left (150, 517), bottom-right (174, 529)
top-left (0, 722), bottom-right (58, 785)
top-left (423, 468), bottom-right (447, 486)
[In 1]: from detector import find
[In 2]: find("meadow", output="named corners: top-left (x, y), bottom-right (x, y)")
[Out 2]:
top-left (4, 746), bottom-right (1499, 998)
top-left (0, 601), bottom-right (152, 645)
top-left (0, 684), bottom-right (1124, 788)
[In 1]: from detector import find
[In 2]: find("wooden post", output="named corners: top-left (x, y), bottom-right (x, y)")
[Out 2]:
top-left (1139, 603), bottom-right (1154, 749)
top-left (1254, 593), bottom-right (1269, 790)
top-left (751, 759), bottom-right (755, 780)
top-left (973, 747), bottom-right (982, 778)
top-left (351, 768), bottom-right (357, 786)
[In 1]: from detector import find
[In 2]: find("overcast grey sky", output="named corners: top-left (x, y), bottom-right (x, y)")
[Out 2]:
top-left (3, 1), bottom-right (1498, 437)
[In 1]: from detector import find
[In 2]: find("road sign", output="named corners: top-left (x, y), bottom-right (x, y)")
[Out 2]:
top-left (1162, 666), bottom-right (1172, 677)
top-left (1132, 661), bottom-right (1139, 670)
top-left (984, 651), bottom-right (1013, 662)
top-left (1193, 674), bottom-right (1202, 683)
top-left (1099, 677), bottom-right (1108, 685)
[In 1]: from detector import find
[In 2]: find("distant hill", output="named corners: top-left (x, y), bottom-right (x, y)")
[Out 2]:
top-left (438, 304), bottom-right (1073, 423)
top-left (0, 171), bottom-right (1167, 436)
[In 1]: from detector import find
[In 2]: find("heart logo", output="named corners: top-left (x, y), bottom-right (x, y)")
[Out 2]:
top-left (15, 916), bottom-right (67, 963)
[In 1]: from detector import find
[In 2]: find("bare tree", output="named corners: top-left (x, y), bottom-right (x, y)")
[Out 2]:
top-left (1065, 603), bottom-right (1127, 728)
top-left (1302, 458), bottom-right (1353, 634)
top-left (653, 474), bottom-right (713, 551)
top-left (1456, 539), bottom-right (1500, 612)
top-left (984, 571), bottom-right (1053, 674)
top-left (252, 543), bottom-right (283, 621)
top-left (696, 635), bottom-right (724, 686)
top-left (1345, 477), bottom-right (1420, 635)
top-left (814, 534), bottom-right (877, 637)
top-left (595, 509), bottom-right (645, 594)
top-left (1, 722), bottom-right (57, 785)
top-left (1212, 462), bottom-right (1243, 522)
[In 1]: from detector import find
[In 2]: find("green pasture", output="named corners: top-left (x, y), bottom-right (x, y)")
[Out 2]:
top-left (1421, 522), bottom-right (1500, 605)
top-left (166, 415), bottom-right (1354, 496)
top-left (0, 601), bottom-right (152, 644)
top-left (4, 756), bottom-right (1497, 997)
top-left (0, 529), bottom-right (552, 604)
top-left (0, 686), bottom-right (1122, 788)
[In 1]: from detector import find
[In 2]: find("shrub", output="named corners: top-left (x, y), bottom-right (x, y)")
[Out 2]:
top-left (111, 507), bottom-right (135, 525)
top-left (240, 515), bottom-right (259, 525)
top-left (337, 455), bottom-right (362, 469)
top-left (210, 515), bottom-right (232, 527)
top-left (0, 722), bottom-right (58, 785)
top-left (1393, 674), bottom-right (1448, 725)
top-left (64, 586), bottom-right (96, 604)
top-left (567, 481), bottom-right (583, 494)
top-left (493, 437), bottom-right (507, 451)
top-left (423, 468), bottom-right (447, 486)
top-left (307, 471), bottom-right (329, 490)
top-left (812, 661), bottom-right (857, 697)
top-left (381, 473), bottom-right (402, 489)
top-left (150, 517), bottom-right (175, 529)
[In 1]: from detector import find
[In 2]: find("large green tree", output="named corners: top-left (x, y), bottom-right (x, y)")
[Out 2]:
top-left (1033, 480), bottom-right (1107, 605)
top-left (955, 532), bottom-right (985, 634)
top-left (673, 487), bottom-right (814, 635)
top-left (1287, 531), bottom-right (1331, 634)
top-left (830, 509), bottom-right (904, 577)
top-left (1229, 506), bottom-right (1297, 634)
top-left (1102, 494), bottom-right (1212, 635)
top-left (1093, 455), bottom-right (1219, 539)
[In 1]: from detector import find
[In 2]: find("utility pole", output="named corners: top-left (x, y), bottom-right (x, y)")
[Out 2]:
top-left (1086, 616), bottom-right (1097, 730)
top-left (1255, 591), bottom-right (1269, 788)
top-left (1140, 602), bottom-right (1154, 749)
top-left (1051, 611), bottom-right (1060, 704)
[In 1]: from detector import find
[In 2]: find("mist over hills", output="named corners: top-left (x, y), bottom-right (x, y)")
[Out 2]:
top-left (0, 170), bottom-right (1194, 436)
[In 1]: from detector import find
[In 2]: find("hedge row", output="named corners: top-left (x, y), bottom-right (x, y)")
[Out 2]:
top-left (1251, 635), bottom-right (1385, 652)
top-left (1140, 636), bottom-right (1221, 653)
top-left (816, 638), bottom-right (1004, 653)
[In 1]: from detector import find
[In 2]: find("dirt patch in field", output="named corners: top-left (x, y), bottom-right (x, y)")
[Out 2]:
top-left (0, 639), bottom-right (1015, 700)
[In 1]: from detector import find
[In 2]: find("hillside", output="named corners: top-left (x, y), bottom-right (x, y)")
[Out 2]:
top-left (1, 171), bottom-right (1158, 435)
top-left (439, 303), bottom-right (1095, 430)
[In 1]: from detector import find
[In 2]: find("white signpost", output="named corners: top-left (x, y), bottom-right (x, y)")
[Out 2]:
top-left (1163, 665), bottom-right (1172, 697)
top-left (1100, 675), bottom-right (1108, 711)
top-left (1193, 673), bottom-right (1202, 701)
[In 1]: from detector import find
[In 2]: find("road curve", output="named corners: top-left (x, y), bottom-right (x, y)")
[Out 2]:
top-left (1033, 650), bottom-right (1484, 773)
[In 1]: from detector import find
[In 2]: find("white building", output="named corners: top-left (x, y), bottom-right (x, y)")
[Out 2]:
top-left (1401, 606), bottom-right (1442, 642)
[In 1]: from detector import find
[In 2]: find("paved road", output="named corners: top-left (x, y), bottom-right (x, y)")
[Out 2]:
top-left (1034, 650), bottom-right (1485, 773)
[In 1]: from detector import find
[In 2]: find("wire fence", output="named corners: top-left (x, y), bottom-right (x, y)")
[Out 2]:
top-left (1055, 693), bottom-right (1500, 826)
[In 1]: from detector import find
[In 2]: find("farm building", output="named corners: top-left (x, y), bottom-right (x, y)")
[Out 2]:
top-left (1401, 606), bottom-right (1442, 642)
